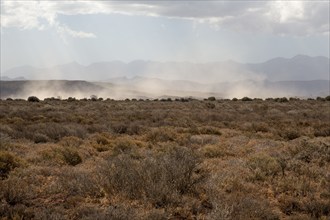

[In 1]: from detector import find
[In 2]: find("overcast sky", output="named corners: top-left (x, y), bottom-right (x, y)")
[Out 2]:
top-left (1, 0), bottom-right (329, 72)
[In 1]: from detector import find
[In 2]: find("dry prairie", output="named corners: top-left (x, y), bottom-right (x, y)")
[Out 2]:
top-left (0, 98), bottom-right (329, 219)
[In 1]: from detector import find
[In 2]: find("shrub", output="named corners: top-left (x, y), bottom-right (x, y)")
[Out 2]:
top-left (280, 129), bottom-right (300, 140)
top-left (231, 196), bottom-right (279, 220)
top-left (278, 97), bottom-right (287, 102)
top-left (0, 176), bottom-right (30, 206)
top-left (61, 148), bottom-right (82, 166)
top-left (27, 96), bottom-right (40, 102)
top-left (57, 168), bottom-right (103, 198)
top-left (325, 96), bottom-right (330, 101)
top-left (303, 199), bottom-right (330, 218)
top-left (146, 128), bottom-right (176, 143)
top-left (111, 122), bottom-right (128, 134)
top-left (251, 122), bottom-right (269, 132)
top-left (288, 140), bottom-right (330, 165)
top-left (278, 196), bottom-right (304, 215)
top-left (314, 127), bottom-right (330, 137)
top-left (316, 97), bottom-right (325, 101)
top-left (205, 102), bottom-right (215, 109)
top-left (101, 147), bottom-right (204, 207)
top-left (112, 138), bottom-right (138, 156)
top-left (59, 136), bottom-right (83, 147)
top-left (90, 95), bottom-right (98, 101)
top-left (241, 97), bottom-right (252, 101)
top-left (247, 153), bottom-right (281, 181)
top-left (201, 144), bottom-right (232, 158)
top-left (207, 97), bottom-right (216, 101)
top-left (67, 97), bottom-right (76, 102)
top-left (0, 151), bottom-right (21, 179)
top-left (199, 126), bottom-right (222, 135)
top-left (42, 123), bottom-right (71, 141)
top-left (33, 133), bottom-right (49, 143)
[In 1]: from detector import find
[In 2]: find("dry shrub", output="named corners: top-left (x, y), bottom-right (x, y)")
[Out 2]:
top-left (279, 128), bottom-right (301, 140)
top-left (288, 139), bottom-right (330, 165)
top-left (302, 198), bottom-right (330, 218)
top-left (247, 153), bottom-right (281, 181)
top-left (207, 193), bottom-right (279, 220)
top-left (274, 176), bottom-right (314, 197)
top-left (111, 122), bottom-right (128, 134)
top-left (111, 137), bottom-right (140, 156)
top-left (189, 135), bottom-right (219, 146)
top-left (205, 102), bottom-right (216, 109)
top-left (95, 135), bottom-right (110, 145)
top-left (36, 123), bottom-right (70, 141)
top-left (57, 168), bottom-right (103, 198)
top-left (13, 123), bottom-right (87, 142)
top-left (0, 176), bottom-right (39, 219)
top-left (59, 136), bottom-right (83, 147)
top-left (279, 196), bottom-right (330, 219)
top-left (314, 127), bottom-right (330, 137)
top-left (190, 126), bottom-right (222, 135)
top-left (231, 196), bottom-right (279, 220)
top-left (278, 196), bottom-right (304, 215)
top-left (0, 151), bottom-right (22, 179)
top-left (146, 127), bottom-right (177, 143)
top-left (201, 144), bottom-right (233, 158)
top-left (32, 133), bottom-right (49, 143)
top-left (111, 121), bottom-right (143, 135)
top-left (39, 146), bottom-right (82, 166)
top-left (101, 147), bottom-right (205, 207)
top-left (0, 176), bottom-right (31, 207)
top-left (89, 133), bottom-right (113, 152)
top-left (61, 148), bottom-right (82, 166)
top-left (251, 122), bottom-right (269, 132)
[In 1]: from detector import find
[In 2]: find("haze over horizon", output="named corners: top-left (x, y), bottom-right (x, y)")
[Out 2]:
top-left (1, 1), bottom-right (329, 73)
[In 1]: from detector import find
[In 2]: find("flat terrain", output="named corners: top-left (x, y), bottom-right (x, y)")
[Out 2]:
top-left (0, 98), bottom-right (329, 219)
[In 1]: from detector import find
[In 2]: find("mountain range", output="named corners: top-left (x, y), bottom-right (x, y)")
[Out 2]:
top-left (1, 55), bottom-right (329, 99)
top-left (2, 55), bottom-right (329, 82)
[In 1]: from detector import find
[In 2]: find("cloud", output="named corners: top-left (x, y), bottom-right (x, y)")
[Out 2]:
top-left (1, 1), bottom-right (329, 37)
top-left (1, 1), bottom-right (97, 39)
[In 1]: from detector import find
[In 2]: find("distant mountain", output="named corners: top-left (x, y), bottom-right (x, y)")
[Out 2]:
top-left (247, 55), bottom-right (330, 81)
top-left (0, 76), bottom-right (26, 81)
top-left (2, 55), bottom-right (329, 83)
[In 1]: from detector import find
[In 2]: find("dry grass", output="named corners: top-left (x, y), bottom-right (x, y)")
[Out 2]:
top-left (0, 98), bottom-right (329, 219)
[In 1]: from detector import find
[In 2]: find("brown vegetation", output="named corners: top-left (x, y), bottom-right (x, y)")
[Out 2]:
top-left (0, 98), bottom-right (329, 219)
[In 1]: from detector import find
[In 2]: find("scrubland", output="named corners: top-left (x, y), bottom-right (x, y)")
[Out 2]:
top-left (0, 97), bottom-right (329, 219)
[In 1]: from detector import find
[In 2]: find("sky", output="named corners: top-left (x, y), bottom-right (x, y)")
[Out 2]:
top-left (1, 0), bottom-right (329, 72)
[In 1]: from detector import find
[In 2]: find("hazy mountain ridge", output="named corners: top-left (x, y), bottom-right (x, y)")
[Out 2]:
top-left (1, 55), bottom-right (329, 99)
top-left (2, 55), bottom-right (329, 83)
